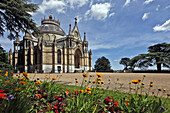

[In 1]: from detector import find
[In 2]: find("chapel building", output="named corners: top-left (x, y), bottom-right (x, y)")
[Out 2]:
top-left (8, 14), bottom-right (92, 73)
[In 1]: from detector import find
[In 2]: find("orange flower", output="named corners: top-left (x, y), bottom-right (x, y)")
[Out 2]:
top-left (5, 80), bottom-right (9, 83)
top-left (15, 89), bottom-right (22, 92)
top-left (65, 91), bottom-right (69, 95)
top-left (20, 78), bottom-right (25, 81)
top-left (0, 70), bottom-right (1, 72)
top-left (20, 81), bottom-right (26, 85)
top-left (97, 78), bottom-right (101, 81)
top-left (149, 84), bottom-right (154, 87)
top-left (52, 78), bottom-right (56, 80)
top-left (131, 80), bottom-right (140, 84)
top-left (101, 81), bottom-right (104, 84)
top-left (96, 73), bottom-right (103, 78)
top-left (82, 73), bottom-right (88, 77)
top-left (97, 81), bottom-right (101, 84)
top-left (79, 90), bottom-right (84, 93)
top-left (92, 81), bottom-right (96, 84)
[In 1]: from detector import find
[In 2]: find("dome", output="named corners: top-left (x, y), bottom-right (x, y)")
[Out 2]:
top-left (38, 16), bottom-right (66, 36)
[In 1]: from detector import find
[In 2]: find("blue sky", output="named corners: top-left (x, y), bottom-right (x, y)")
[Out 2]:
top-left (0, 0), bottom-right (170, 70)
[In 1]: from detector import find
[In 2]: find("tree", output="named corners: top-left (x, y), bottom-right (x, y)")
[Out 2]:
top-left (94, 56), bottom-right (113, 72)
top-left (120, 57), bottom-right (130, 70)
top-left (130, 43), bottom-right (170, 71)
top-left (0, 0), bottom-right (39, 40)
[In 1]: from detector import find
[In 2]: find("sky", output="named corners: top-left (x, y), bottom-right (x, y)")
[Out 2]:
top-left (0, 0), bottom-right (170, 70)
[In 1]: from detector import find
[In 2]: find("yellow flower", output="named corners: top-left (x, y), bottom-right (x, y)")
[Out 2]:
top-left (142, 82), bottom-right (144, 85)
top-left (167, 93), bottom-right (170, 96)
top-left (86, 87), bottom-right (92, 91)
top-left (76, 80), bottom-right (78, 83)
top-left (87, 91), bottom-right (92, 94)
top-left (20, 73), bottom-right (23, 75)
top-left (46, 76), bottom-right (49, 78)
top-left (82, 73), bottom-right (88, 77)
top-left (97, 78), bottom-right (101, 81)
top-left (96, 73), bottom-right (103, 78)
top-left (50, 77), bottom-right (52, 79)
top-left (97, 81), bottom-right (101, 84)
top-left (163, 89), bottom-right (166, 92)
top-left (149, 84), bottom-right (154, 87)
top-left (101, 81), bottom-right (104, 84)
top-left (79, 90), bottom-right (84, 93)
top-left (20, 78), bottom-right (25, 81)
top-left (0, 70), bottom-right (1, 72)
top-left (35, 81), bottom-right (41, 85)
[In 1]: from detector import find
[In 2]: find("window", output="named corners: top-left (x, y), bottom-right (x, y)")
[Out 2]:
top-left (57, 50), bottom-right (61, 64)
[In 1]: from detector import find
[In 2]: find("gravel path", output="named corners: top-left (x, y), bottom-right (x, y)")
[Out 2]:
top-left (16, 72), bottom-right (170, 96)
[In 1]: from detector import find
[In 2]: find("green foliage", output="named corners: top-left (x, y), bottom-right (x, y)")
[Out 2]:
top-left (129, 43), bottom-right (170, 71)
top-left (0, 0), bottom-right (39, 40)
top-left (120, 57), bottom-right (130, 70)
top-left (94, 56), bottom-right (113, 72)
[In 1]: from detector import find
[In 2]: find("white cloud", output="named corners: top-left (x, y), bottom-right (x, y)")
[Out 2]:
top-left (75, 15), bottom-right (82, 23)
top-left (143, 0), bottom-right (154, 5)
top-left (123, 0), bottom-right (131, 7)
top-left (156, 5), bottom-right (160, 11)
top-left (66, 0), bottom-right (88, 8)
top-left (113, 59), bottom-right (120, 62)
top-left (153, 19), bottom-right (170, 32)
top-left (38, 0), bottom-right (66, 14)
top-left (142, 12), bottom-right (150, 20)
top-left (84, 3), bottom-right (111, 20)
top-left (165, 5), bottom-right (170, 9)
top-left (109, 12), bottom-right (115, 17)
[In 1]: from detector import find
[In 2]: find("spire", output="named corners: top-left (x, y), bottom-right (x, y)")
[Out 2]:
top-left (16, 32), bottom-right (19, 42)
top-left (83, 32), bottom-right (86, 42)
top-left (69, 24), bottom-right (72, 35)
top-left (49, 12), bottom-right (52, 20)
top-left (89, 49), bottom-right (92, 55)
top-left (75, 17), bottom-right (77, 26)
top-left (9, 49), bottom-right (12, 55)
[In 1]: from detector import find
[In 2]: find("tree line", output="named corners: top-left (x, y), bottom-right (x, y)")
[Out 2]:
top-left (120, 43), bottom-right (170, 72)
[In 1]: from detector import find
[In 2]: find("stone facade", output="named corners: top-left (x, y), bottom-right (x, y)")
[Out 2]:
top-left (8, 15), bottom-right (92, 73)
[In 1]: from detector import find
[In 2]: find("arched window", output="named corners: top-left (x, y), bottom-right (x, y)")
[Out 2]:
top-left (74, 49), bottom-right (82, 68)
top-left (57, 50), bottom-right (61, 64)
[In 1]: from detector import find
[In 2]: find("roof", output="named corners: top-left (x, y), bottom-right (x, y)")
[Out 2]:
top-left (38, 17), bottom-right (66, 36)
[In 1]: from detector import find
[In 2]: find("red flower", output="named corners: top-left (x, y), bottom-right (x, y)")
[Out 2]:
top-left (62, 89), bottom-right (64, 91)
top-left (112, 99), bottom-right (115, 102)
top-left (62, 104), bottom-right (66, 106)
top-left (0, 93), bottom-right (6, 99)
top-left (57, 98), bottom-right (61, 100)
top-left (108, 99), bottom-right (111, 102)
top-left (53, 106), bottom-right (58, 110)
top-left (75, 90), bottom-right (79, 94)
top-left (0, 89), bottom-right (4, 93)
top-left (113, 102), bottom-right (118, 107)
top-left (108, 96), bottom-right (111, 99)
top-left (35, 94), bottom-right (42, 99)
top-left (48, 103), bottom-right (52, 110)
top-left (55, 103), bottom-right (58, 106)
top-left (40, 90), bottom-right (44, 93)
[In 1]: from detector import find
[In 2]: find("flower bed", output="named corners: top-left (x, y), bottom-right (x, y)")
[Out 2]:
top-left (0, 70), bottom-right (169, 113)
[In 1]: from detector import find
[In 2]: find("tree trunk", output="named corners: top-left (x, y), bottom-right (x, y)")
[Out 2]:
top-left (157, 63), bottom-right (161, 72)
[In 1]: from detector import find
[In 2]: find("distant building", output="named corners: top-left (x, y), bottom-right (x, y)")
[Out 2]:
top-left (8, 14), bottom-right (92, 73)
